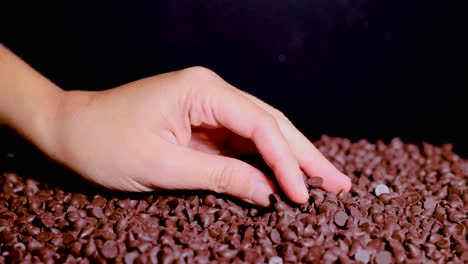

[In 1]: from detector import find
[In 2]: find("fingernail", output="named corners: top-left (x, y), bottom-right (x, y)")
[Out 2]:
top-left (250, 181), bottom-right (274, 206)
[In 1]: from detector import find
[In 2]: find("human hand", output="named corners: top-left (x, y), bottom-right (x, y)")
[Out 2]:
top-left (49, 67), bottom-right (351, 206)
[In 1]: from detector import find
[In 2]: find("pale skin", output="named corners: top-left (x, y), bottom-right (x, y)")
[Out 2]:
top-left (0, 44), bottom-right (351, 206)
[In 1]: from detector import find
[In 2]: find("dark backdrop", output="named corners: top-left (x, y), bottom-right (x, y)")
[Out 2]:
top-left (2, 1), bottom-right (468, 153)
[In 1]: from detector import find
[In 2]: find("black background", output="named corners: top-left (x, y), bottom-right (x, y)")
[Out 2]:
top-left (2, 1), bottom-right (468, 154)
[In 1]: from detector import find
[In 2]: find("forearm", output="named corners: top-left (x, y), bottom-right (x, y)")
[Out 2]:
top-left (0, 44), bottom-right (64, 154)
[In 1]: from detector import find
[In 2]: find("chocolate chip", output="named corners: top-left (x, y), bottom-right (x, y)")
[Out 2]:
top-left (66, 211), bottom-right (80, 222)
top-left (39, 212), bottom-right (55, 228)
top-left (307, 177), bottom-right (323, 188)
top-left (84, 238), bottom-right (97, 256)
top-left (334, 211), bottom-right (348, 227)
top-left (27, 239), bottom-right (43, 251)
top-left (6, 248), bottom-right (24, 263)
top-left (99, 226), bottom-right (116, 240)
top-left (374, 184), bottom-right (390, 196)
top-left (101, 240), bottom-right (118, 259)
top-left (371, 213), bottom-right (385, 226)
top-left (408, 243), bottom-right (422, 258)
top-left (70, 240), bottom-right (83, 256)
top-left (89, 207), bottom-right (105, 219)
top-left (375, 251), bottom-right (392, 264)
top-left (0, 230), bottom-right (15, 243)
top-left (405, 192), bottom-right (421, 206)
top-left (389, 240), bottom-right (405, 262)
top-left (115, 218), bottom-right (128, 233)
top-left (72, 219), bottom-right (87, 230)
top-left (269, 229), bottom-right (281, 244)
top-left (79, 225), bottom-right (95, 239)
top-left (62, 231), bottom-right (76, 245)
top-left (448, 210), bottom-right (466, 222)
top-left (50, 237), bottom-right (63, 247)
top-left (423, 197), bottom-right (437, 210)
top-left (36, 231), bottom-right (53, 242)
top-left (354, 248), bottom-right (370, 263)
top-left (204, 194), bottom-right (217, 207)
top-left (268, 256), bottom-right (283, 264)
top-left (221, 249), bottom-right (237, 259)
top-left (281, 228), bottom-right (297, 242)
top-left (2, 137), bottom-right (468, 263)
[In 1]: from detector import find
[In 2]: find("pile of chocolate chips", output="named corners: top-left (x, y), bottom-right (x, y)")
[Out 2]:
top-left (1, 136), bottom-right (468, 263)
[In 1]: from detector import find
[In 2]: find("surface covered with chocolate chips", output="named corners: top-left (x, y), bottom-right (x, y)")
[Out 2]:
top-left (1, 136), bottom-right (468, 263)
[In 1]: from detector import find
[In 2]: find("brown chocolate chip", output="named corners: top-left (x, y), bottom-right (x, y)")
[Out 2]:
top-left (436, 238), bottom-right (450, 249)
top-left (91, 195), bottom-right (107, 208)
top-left (115, 199), bottom-right (130, 209)
top-left (268, 256), bottom-right (283, 264)
top-left (3, 137), bottom-right (468, 263)
top-left (269, 229), bottom-right (281, 244)
top-left (374, 184), bottom-right (390, 196)
top-left (334, 211), bottom-right (348, 227)
top-left (36, 231), bottom-right (53, 242)
top-left (101, 240), bottom-right (119, 259)
top-left (72, 218), bottom-right (87, 230)
top-left (407, 243), bottom-right (422, 259)
top-left (84, 238), bottom-right (97, 257)
top-left (0, 230), bottom-right (15, 243)
top-left (70, 240), bottom-right (83, 256)
top-left (39, 247), bottom-right (56, 261)
top-left (371, 213), bottom-right (385, 226)
top-left (100, 226), bottom-right (116, 240)
top-left (204, 195), bottom-right (217, 207)
top-left (307, 177), bottom-right (323, 188)
top-left (461, 251), bottom-right (468, 262)
top-left (6, 248), bottom-right (24, 263)
top-left (66, 211), bottom-right (81, 222)
top-left (79, 225), bottom-right (95, 239)
top-left (39, 212), bottom-right (55, 228)
top-left (227, 205), bottom-right (244, 216)
top-left (405, 192), bottom-right (421, 206)
top-left (89, 207), bottom-right (105, 219)
top-left (27, 239), bottom-right (43, 251)
top-left (375, 251), bottom-right (392, 264)
top-left (354, 248), bottom-right (370, 263)
top-left (137, 242), bottom-right (152, 253)
top-left (62, 231), bottom-right (76, 245)
top-left (50, 237), bottom-right (63, 247)
top-left (125, 251), bottom-right (139, 264)
top-left (448, 210), bottom-right (466, 222)
top-left (281, 228), bottom-right (297, 242)
top-left (221, 249), bottom-right (238, 259)
top-left (115, 217), bottom-right (128, 233)
top-left (423, 197), bottom-right (437, 210)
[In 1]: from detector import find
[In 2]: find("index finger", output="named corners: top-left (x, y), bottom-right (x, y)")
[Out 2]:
top-left (189, 69), bottom-right (309, 203)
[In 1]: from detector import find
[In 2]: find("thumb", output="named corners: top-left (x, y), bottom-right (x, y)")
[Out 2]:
top-left (155, 143), bottom-right (276, 206)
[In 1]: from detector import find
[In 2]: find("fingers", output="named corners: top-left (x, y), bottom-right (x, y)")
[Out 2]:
top-left (236, 91), bottom-right (352, 193)
top-left (155, 142), bottom-right (276, 206)
top-left (205, 84), bottom-right (309, 203)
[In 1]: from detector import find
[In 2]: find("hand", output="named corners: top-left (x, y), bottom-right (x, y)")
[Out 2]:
top-left (47, 67), bottom-right (351, 206)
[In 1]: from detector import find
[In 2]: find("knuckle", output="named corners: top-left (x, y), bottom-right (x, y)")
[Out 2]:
top-left (271, 108), bottom-right (293, 126)
top-left (258, 113), bottom-right (278, 131)
top-left (251, 113), bottom-right (278, 140)
top-left (180, 66), bottom-right (219, 83)
top-left (177, 66), bottom-right (222, 95)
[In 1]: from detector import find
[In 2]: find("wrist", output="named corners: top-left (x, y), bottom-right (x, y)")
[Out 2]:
top-left (25, 85), bottom-right (67, 159)
top-left (40, 89), bottom-right (98, 165)
top-left (0, 45), bottom-right (67, 159)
